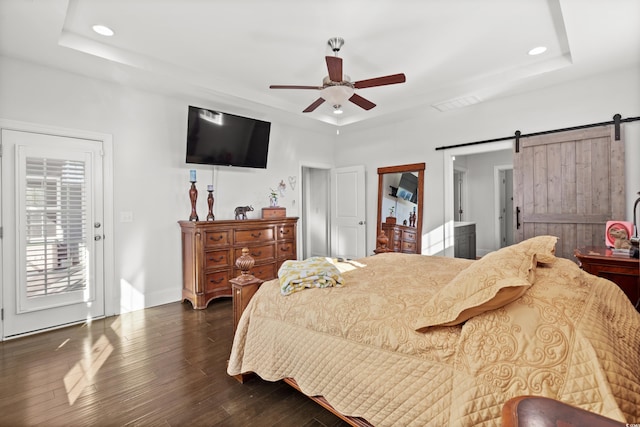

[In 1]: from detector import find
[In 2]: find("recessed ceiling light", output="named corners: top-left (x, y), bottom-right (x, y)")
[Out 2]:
top-left (528, 46), bottom-right (547, 56)
top-left (92, 24), bottom-right (114, 37)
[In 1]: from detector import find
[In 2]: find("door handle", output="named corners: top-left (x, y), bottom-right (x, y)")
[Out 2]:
top-left (358, 221), bottom-right (365, 225)
top-left (94, 235), bottom-right (102, 241)
top-left (516, 207), bottom-right (521, 230)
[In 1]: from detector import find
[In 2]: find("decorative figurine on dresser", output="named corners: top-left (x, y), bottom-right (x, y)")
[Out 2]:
top-left (234, 205), bottom-right (254, 220)
top-left (178, 217), bottom-right (298, 309)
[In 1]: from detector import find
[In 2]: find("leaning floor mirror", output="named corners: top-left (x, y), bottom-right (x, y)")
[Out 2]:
top-left (376, 162), bottom-right (425, 254)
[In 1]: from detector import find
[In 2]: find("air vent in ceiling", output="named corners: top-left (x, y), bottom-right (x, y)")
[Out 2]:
top-left (432, 95), bottom-right (481, 112)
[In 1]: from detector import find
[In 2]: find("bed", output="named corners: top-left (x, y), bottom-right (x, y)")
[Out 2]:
top-left (227, 236), bottom-right (640, 426)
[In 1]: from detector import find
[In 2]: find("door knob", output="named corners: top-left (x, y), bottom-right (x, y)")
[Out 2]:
top-left (359, 221), bottom-right (365, 225)
top-left (94, 235), bottom-right (102, 241)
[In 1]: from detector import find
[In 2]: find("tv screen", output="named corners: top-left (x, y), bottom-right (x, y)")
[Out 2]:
top-left (186, 106), bottom-right (271, 168)
top-left (398, 172), bottom-right (418, 203)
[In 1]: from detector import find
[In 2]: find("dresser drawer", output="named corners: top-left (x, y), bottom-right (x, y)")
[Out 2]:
top-left (277, 241), bottom-right (296, 259)
top-left (234, 244), bottom-right (275, 263)
top-left (235, 227), bottom-right (275, 244)
top-left (204, 249), bottom-right (230, 269)
top-left (204, 270), bottom-right (230, 293)
top-left (277, 224), bottom-right (295, 240)
top-left (389, 228), bottom-right (401, 240)
top-left (402, 230), bottom-right (417, 242)
top-left (203, 230), bottom-right (230, 248)
top-left (401, 241), bottom-right (416, 253)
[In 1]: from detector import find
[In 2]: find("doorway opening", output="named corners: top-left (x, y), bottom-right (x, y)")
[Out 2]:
top-left (301, 166), bottom-right (331, 259)
top-left (495, 166), bottom-right (514, 248)
top-left (443, 141), bottom-right (513, 257)
top-left (453, 167), bottom-right (467, 222)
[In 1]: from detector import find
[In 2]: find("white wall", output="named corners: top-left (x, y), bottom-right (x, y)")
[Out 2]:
top-left (0, 56), bottom-right (335, 314)
top-left (336, 65), bottom-right (640, 255)
top-left (2, 56), bottom-right (638, 313)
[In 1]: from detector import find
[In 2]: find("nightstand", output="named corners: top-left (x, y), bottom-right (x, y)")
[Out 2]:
top-left (574, 247), bottom-right (639, 310)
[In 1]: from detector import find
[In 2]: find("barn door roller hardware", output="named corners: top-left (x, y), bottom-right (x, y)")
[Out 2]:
top-left (435, 113), bottom-right (639, 152)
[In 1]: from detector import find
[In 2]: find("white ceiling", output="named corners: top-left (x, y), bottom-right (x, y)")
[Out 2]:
top-left (1, 0), bottom-right (639, 130)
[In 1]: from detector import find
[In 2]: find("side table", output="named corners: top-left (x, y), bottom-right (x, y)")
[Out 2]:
top-left (574, 247), bottom-right (639, 310)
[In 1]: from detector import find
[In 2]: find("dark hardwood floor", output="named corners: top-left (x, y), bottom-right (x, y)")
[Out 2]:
top-left (0, 299), bottom-right (351, 426)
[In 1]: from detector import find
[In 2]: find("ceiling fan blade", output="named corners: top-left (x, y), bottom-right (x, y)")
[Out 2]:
top-left (349, 93), bottom-right (376, 110)
top-left (325, 56), bottom-right (343, 82)
top-left (354, 73), bottom-right (406, 89)
top-left (270, 85), bottom-right (323, 90)
top-left (303, 97), bottom-right (325, 113)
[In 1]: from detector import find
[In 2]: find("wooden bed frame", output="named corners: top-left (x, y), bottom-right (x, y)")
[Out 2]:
top-left (283, 378), bottom-right (372, 427)
top-left (233, 373), bottom-right (371, 426)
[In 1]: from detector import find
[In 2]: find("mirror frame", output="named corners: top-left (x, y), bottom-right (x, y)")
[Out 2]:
top-left (376, 162), bottom-right (426, 253)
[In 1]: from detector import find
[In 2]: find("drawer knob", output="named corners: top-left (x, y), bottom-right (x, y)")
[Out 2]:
top-left (251, 232), bottom-right (262, 238)
top-left (210, 277), bottom-right (224, 284)
top-left (252, 250), bottom-right (262, 257)
top-left (209, 255), bottom-right (224, 262)
top-left (210, 235), bottom-right (223, 241)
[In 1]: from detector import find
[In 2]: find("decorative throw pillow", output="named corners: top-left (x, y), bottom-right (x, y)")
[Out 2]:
top-left (510, 235), bottom-right (558, 264)
top-left (414, 245), bottom-right (537, 332)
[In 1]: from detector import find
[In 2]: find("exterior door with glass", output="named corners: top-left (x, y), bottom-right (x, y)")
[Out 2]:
top-left (1, 129), bottom-right (105, 338)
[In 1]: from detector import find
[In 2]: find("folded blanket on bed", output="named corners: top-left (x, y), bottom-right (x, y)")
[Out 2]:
top-left (278, 257), bottom-right (344, 295)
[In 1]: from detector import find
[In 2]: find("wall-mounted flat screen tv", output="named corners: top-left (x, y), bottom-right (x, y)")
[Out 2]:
top-left (186, 106), bottom-right (271, 168)
top-left (398, 172), bottom-right (418, 204)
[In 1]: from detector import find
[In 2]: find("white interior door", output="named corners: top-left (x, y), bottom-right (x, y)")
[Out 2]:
top-left (330, 165), bottom-right (366, 259)
top-left (2, 129), bottom-right (105, 338)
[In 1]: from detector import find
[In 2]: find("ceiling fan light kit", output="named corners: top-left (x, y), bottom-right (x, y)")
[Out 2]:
top-left (269, 37), bottom-right (406, 114)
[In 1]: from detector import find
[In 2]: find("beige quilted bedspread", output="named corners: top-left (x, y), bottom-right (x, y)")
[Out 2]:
top-left (227, 253), bottom-right (640, 426)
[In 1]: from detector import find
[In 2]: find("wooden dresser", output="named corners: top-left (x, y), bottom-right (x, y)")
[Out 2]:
top-left (381, 222), bottom-right (418, 254)
top-left (574, 247), bottom-right (639, 309)
top-left (179, 217), bottom-right (298, 309)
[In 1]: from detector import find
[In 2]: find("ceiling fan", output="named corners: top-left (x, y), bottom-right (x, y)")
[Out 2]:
top-left (269, 37), bottom-right (406, 114)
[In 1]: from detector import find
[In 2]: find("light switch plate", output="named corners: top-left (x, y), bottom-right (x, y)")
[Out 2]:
top-left (120, 211), bottom-right (133, 223)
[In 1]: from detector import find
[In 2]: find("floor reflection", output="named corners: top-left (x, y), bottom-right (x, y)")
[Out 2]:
top-left (63, 334), bottom-right (113, 405)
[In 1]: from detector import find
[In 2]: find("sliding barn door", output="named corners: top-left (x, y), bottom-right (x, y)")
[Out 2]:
top-left (513, 125), bottom-right (625, 260)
